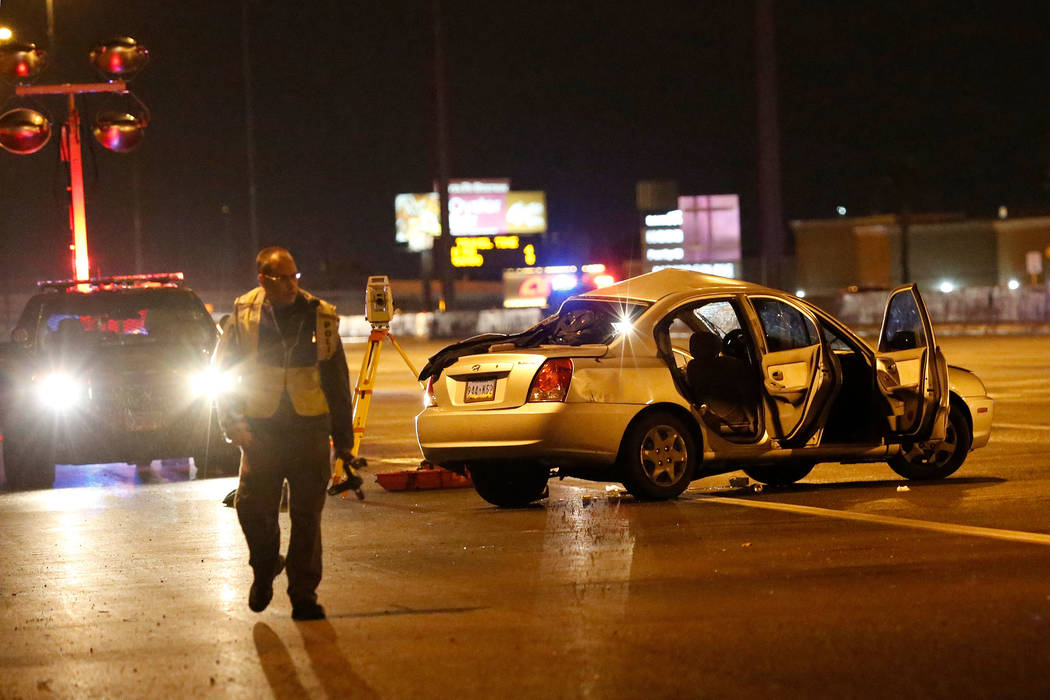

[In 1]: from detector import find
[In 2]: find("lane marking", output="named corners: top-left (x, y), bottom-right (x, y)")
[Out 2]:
top-left (994, 422), bottom-right (1050, 431)
top-left (696, 496), bottom-right (1050, 546)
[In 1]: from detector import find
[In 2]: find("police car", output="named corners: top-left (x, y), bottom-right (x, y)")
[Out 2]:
top-left (0, 273), bottom-right (240, 490)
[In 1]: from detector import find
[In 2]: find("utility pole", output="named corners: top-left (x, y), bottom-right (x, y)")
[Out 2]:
top-left (241, 0), bottom-right (260, 277)
top-left (45, 0), bottom-right (55, 49)
top-left (755, 0), bottom-right (786, 289)
top-left (433, 0), bottom-right (454, 310)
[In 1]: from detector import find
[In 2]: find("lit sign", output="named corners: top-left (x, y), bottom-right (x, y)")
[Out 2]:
top-left (645, 210), bottom-right (684, 227)
top-left (641, 194), bottom-right (741, 276)
top-left (450, 235), bottom-right (535, 268)
top-left (395, 181), bottom-right (546, 251)
top-left (448, 179), bottom-right (509, 194)
top-left (449, 194), bottom-right (506, 235)
top-left (645, 228), bottom-right (684, 245)
top-left (505, 192), bottom-right (547, 234)
top-left (646, 247), bottom-right (685, 261)
top-left (503, 264), bottom-right (615, 308)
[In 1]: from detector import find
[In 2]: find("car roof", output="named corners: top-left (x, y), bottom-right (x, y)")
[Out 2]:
top-left (575, 268), bottom-right (768, 304)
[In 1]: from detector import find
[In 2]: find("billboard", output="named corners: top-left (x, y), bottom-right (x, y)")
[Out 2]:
top-left (396, 181), bottom-right (547, 251)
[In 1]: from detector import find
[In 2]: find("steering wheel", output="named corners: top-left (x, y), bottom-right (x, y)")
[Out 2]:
top-left (722, 328), bottom-right (751, 362)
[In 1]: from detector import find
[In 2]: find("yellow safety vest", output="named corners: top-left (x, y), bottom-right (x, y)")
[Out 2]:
top-left (228, 287), bottom-right (341, 419)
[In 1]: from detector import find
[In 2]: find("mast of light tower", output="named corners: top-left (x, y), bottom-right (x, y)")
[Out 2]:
top-left (0, 38), bottom-right (149, 282)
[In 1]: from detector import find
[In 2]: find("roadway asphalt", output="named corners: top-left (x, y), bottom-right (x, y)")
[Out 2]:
top-left (1, 336), bottom-right (1048, 698)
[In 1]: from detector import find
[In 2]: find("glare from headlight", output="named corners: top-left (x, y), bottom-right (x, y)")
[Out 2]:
top-left (36, 372), bottom-right (84, 409)
top-left (190, 367), bottom-right (234, 399)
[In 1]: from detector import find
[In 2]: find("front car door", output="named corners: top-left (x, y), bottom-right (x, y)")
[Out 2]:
top-left (874, 284), bottom-right (949, 441)
top-left (748, 296), bottom-right (840, 446)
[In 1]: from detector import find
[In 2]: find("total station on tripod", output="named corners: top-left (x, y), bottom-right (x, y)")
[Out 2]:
top-left (365, 275), bottom-right (393, 326)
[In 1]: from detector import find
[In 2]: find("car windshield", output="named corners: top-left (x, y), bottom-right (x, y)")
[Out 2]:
top-left (32, 289), bottom-right (214, 349)
top-left (523, 299), bottom-right (648, 346)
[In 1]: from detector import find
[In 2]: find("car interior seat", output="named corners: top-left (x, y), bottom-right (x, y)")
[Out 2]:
top-left (686, 331), bottom-right (758, 434)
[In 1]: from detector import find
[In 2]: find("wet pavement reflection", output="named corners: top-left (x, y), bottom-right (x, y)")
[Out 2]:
top-left (52, 459), bottom-right (198, 489)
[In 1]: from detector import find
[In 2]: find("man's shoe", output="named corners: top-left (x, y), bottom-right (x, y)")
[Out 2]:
top-left (248, 555), bottom-right (286, 613)
top-left (291, 602), bottom-right (326, 621)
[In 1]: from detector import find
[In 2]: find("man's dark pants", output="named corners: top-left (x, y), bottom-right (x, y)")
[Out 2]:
top-left (235, 420), bottom-right (330, 607)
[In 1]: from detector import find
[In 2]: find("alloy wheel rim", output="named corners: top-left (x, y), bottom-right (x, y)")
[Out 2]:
top-left (640, 424), bottom-right (688, 485)
top-left (906, 421), bottom-right (959, 467)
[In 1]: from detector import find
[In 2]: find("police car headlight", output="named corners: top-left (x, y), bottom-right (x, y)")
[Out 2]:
top-left (36, 372), bottom-right (85, 410)
top-left (189, 367), bottom-right (234, 399)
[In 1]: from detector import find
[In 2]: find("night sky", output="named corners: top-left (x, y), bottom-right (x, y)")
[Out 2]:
top-left (1, 1), bottom-right (1048, 294)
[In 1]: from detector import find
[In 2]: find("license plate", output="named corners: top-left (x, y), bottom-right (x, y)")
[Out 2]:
top-left (464, 378), bottom-right (496, 403)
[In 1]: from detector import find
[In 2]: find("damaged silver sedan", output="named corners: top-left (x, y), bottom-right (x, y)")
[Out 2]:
top-left (415, 269), bottom-right (993, 507)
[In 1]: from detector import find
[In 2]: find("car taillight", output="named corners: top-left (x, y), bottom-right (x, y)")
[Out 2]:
top-left (423, 376), bottom-right (437, 408)
top-left (528, 358), bottom-right (573, 402)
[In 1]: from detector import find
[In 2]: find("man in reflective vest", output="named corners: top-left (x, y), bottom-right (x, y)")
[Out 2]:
top-left (215, 246), bottom-right (355, 621)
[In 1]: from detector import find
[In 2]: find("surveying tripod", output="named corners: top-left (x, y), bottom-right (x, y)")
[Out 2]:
top-left (328, 276), bottom-right (421, 498)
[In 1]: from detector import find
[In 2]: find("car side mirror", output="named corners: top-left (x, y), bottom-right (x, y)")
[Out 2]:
top-left (888, 329), bottom-right (917, 351)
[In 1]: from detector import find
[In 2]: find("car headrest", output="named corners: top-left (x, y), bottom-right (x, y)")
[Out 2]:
top-left (689, 332), bottom-right (721, 360)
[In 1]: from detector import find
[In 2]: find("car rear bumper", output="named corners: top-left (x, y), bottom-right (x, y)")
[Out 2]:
top-left (415, 401), bottom-right (640, 467)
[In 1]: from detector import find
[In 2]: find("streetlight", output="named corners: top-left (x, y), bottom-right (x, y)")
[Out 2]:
top-left (0, 36), bottom-right (149, 281)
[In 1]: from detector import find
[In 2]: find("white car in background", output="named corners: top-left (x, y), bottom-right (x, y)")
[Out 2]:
top-left (416, 269), bottom-right (993, 507)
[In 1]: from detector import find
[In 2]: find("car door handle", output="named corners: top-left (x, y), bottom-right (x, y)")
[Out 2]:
top-left (771, 370), bottom-right (784, 381)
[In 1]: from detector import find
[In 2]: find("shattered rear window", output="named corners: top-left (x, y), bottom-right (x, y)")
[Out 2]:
top-left (523, 299), bottom-right (648, 346)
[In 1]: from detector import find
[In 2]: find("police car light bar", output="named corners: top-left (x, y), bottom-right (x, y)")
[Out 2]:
top-left (37, 272), bottom-right (186, 291)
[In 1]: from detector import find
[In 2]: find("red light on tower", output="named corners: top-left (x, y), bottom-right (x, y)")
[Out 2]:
top-left (93, 110), bottom-right (148, 152)
top-left (0, 42), bottom-right (48, 83)
top-left (90, 37), bottom-right (149, 80)
top-left (0, 108), bottom-right (52, 154)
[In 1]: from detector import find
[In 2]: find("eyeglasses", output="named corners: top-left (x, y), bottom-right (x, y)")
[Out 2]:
top-left (261, 272), bottom-right (301, 283)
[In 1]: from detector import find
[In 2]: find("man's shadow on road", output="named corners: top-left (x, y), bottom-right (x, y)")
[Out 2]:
top-left (253, 621), bottom-right (378, 699)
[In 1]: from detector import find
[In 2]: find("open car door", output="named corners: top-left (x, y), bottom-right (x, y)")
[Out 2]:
top-left (874, 284), bottom-right (949, 441)
top-left (750, 296), bottom-right (840, 447)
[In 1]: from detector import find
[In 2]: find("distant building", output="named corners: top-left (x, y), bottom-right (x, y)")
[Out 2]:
top-left (791, 214), bottom-right (1050, 295)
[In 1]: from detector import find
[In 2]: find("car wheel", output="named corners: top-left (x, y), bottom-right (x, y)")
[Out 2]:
top-left (743, 461), bottom-right (815, 486)
top-left (889, 403), bottom-right (972, 481)
top-left (2, 430), bottom-right (56, 490)
top-left (620, 411), bottom-right (696, 501)
top-left (468, 462), bottom-right (549, 508)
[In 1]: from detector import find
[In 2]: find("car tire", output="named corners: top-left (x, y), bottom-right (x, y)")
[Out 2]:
top-left (468, 462), bottom-right (549, 508)
top-left (743, 461), bottom-right (815, 486)
top-left (2, 430), bottom-right (56, 490)
top-left (889, 403), bottom-right (972, 481)
top-left (620, 410), bottom-right (697, 501)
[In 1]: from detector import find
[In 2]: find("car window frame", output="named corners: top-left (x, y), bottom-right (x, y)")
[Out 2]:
top-left (745, 294), bottom-right (822, 354)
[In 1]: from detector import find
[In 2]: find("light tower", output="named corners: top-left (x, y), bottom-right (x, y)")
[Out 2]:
top-left (0, 36), bottom-right (150, 281)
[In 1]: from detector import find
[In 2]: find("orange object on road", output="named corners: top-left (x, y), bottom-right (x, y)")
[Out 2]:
top-left (375, 462), bottom-right (472, 491)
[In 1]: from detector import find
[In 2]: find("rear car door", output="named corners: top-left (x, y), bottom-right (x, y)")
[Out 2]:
top-left (874, 284), bottom-right (949, 441)
top-left (749, 296), bottom-right (839, 446)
